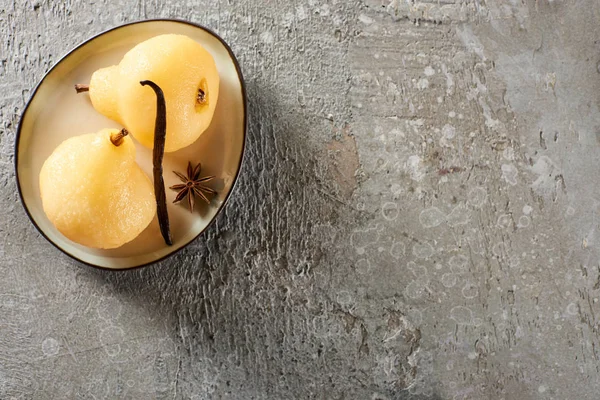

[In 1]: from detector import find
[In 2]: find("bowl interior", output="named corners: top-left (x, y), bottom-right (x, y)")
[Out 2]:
top-left (16, 20), bottom-right (245, 269)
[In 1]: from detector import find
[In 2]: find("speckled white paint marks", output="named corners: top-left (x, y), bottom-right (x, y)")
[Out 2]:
top-left (450, 306), bottom-right (482, 326)
top-left (467, 187), bottom-right (487, 208)
top-left (281, 11), bottom-right (295, 28)
top-left (356, 258), bottom-right (372, 275)
top-left (358, 14), bottom-right (374, 25)
top-left (406, 155), bottom-right (425, 181)
top-left (408, 309), bottom-right (423, 326)
top-left (441, 64), bottom-right (455, 95)
top-left (531, 156), bottom-right (562, 198)
top-left (446, 205), bottom-right (470, 227)
top-left (408, 119), bottom-right (425, 133)
top-left (419, 207), bottom-right (445, 228)
top-left (501, 164), bottom-right (518, 186)
top-left (390, 241), bottom-right (406, 259)
top-left (497, 214), bottom-right (512, 229)
top-left (415, 78), bottom-right (429, 90)
top-left (462, 282), bottom-right (478, 299)
top-left (97, 296), bottom-right (123, 321)
top-left (404, 263), bottom-right (430, 299)
top-left (409, 263), bottom-right (428, 279)
top-left (260, 31), bottom-right (274, 44)
top-left (381, 202), bottom-right (399, 221)
top-left (317, 3), bottom-right (330, 17)
top-left (492, 242), bottom-right (506, 257)
top-left (351, 225), bottom-right (381, 254)
top-left (508, 255), bottom-right (521, 269)
top-left (440, 124), bottom-right (456, 147)
top-left (441, 273), bottom-right (458, 288)
top-left (517, 216), bottom-right (531, 228)
top-left (99, 326), bottom-right (125, 357)
top-left (390, 183), bottom-right (404, 197)
top-left (419, 204), bottom-right (472, 228)
top-left (413, 242), bottom-right (434, 259)
top-left (371, 393), bottom-right (390, 400)
top-left (449, 255), bottom-right (468, 273)
top-left (296, 5), bottom-right (307, 21)
top-left (336, 291), bottom-right (353, 306)
top-left (42, 337), bottom-right (60, 356)
top-left (503, 147), bottom-right (515, 161)
top-left (404, 280), bottom-right (427, 299)
top-left (456, 25), bottom-right (486, 60)
top-left (424, 66), bottom-right (435, 76)
top-left (442, 124), bottom-right (456, 139)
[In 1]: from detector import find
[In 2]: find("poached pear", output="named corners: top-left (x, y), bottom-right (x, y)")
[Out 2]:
top-left (39, 128), bottom-right (156, 249)
top-left (77, 34), bottom-right (220, 152)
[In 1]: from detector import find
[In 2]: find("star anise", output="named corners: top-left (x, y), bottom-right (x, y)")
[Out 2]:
top-left (169, 162), bottom-right (216, 212)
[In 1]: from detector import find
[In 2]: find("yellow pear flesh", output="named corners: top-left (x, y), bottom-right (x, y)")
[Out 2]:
top-left (39, 129), bottom-right (156, 249)
top-left (89, 34), bottom-right (220, 152)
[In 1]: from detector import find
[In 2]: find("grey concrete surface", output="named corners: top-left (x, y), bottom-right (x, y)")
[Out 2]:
top-left (2, 0), bottom-right (600, 399)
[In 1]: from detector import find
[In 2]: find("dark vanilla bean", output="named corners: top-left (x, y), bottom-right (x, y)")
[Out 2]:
top-left (140, 79), bottom-right (172, 246)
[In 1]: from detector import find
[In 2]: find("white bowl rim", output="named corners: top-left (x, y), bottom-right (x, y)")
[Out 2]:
top-left (14, 18), bottom-right (248, 271)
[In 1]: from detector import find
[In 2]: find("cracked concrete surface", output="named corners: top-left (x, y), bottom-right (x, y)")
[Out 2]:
top-left (2, 0), bottom-right (600, 399)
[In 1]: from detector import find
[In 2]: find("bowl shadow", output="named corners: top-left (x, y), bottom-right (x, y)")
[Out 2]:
top-left (85, 81), bottom-right (354, 391)
top-left (83, 82), bottom-right (430, 398)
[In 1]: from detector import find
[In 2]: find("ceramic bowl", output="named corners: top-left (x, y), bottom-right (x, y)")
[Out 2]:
top-left (15, 19), bottom-right (247, 270)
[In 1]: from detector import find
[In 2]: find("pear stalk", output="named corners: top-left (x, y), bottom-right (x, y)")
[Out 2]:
top-left (110, 129), bottom-right (128, 146)
top-left (74, 84), bottom-right (89, 93)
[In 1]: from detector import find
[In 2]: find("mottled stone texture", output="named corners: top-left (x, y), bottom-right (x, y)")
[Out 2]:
top-left (2, 0), bottom-right (600, 399)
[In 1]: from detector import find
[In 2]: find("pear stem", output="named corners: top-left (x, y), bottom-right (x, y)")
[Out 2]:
top-left (74, 84), bottom-right (89, 93)
top-left (110, 129), bottom-right (128, 146)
